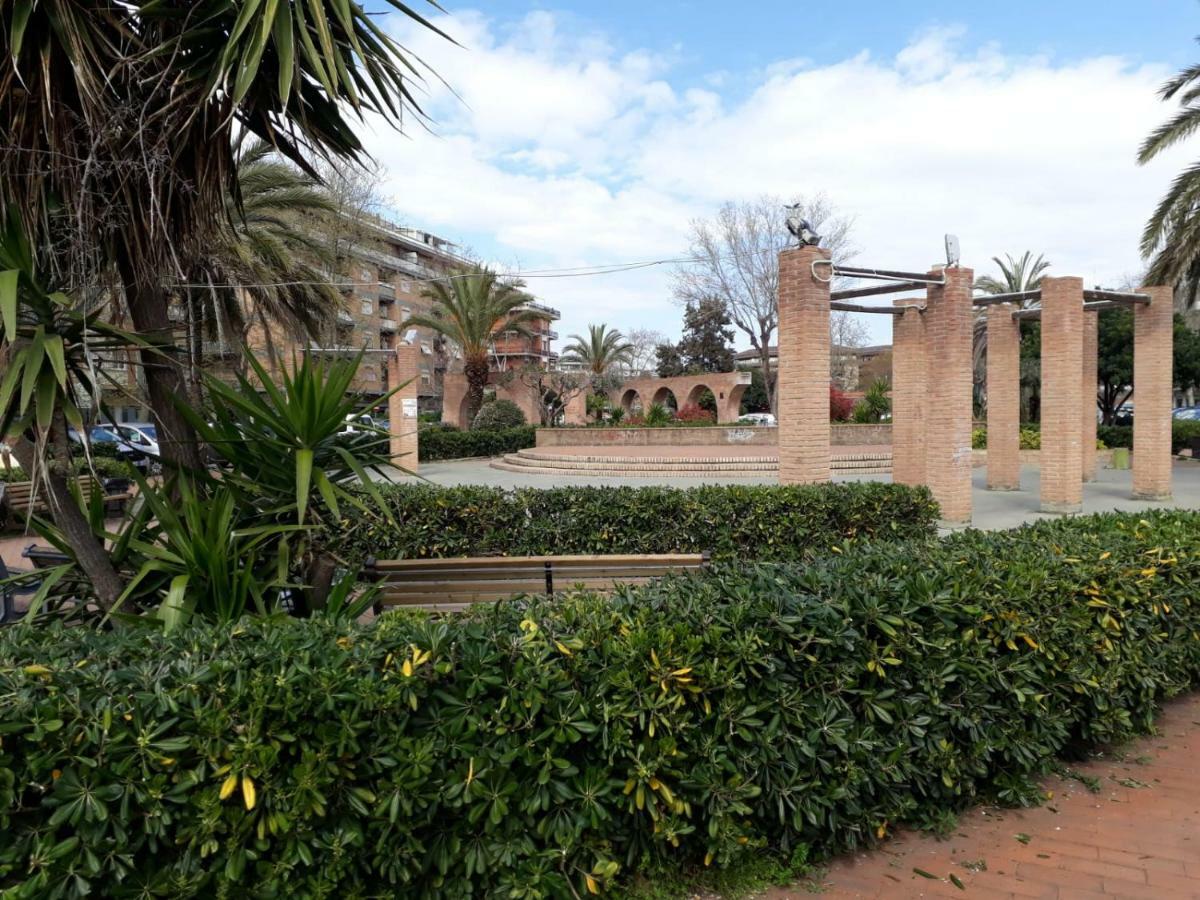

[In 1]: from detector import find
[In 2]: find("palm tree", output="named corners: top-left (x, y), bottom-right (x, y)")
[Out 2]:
top-left (1139, 45), bottom-right (1200, 308)
top-left (1, 1), bottom-right (450, 470)
top-left (972, 252), bottom-right (1050, 413)
top-left (561, 324), bottom-right (635, 375)
top-left (176, 139), bottom-right (343, 402)
top-left (400, 272), bottom-right (540, 425)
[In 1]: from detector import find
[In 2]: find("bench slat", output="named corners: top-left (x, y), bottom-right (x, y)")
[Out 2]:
top-left (369, 553), bottom-right (705, 571)
top-left (375, 565), bottom-right (689, 583)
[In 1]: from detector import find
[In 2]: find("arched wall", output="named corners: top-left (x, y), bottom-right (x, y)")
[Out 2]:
top-left (618, 371), bottom-right (752, 424)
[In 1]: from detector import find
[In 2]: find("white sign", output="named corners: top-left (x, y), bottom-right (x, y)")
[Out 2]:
top-left (402, 398), bottom-right (418, 418)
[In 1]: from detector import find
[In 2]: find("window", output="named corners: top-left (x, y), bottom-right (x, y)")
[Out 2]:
top-left (360, 299), bottom-right (373, 315)
top-left (420, 342), bottom-right (433, 356)
top-left (399, 280), bottom-right (412, 293)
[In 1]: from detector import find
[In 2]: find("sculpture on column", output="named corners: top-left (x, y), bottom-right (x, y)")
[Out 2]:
top-left (785, 205), bottom-right (822, 247)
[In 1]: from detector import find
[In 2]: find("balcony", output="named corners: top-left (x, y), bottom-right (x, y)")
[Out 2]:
top-left (379, 320), bottom-right (397, 333)
top-left (378, 283), bottom-right (396, 302)
top-left (336, 311), bottom-right (355, 328)
top-left (202, 341), bottom-right (238, 358)
top-left (517, 300), bottom-right (560, 320)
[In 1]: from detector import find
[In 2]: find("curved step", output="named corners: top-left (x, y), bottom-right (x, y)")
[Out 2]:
top-left (491, 452), bottom-right (892, 478)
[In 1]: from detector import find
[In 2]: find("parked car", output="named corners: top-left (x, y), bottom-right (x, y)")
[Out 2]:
top-left (737, 412), bottom-right (777, 427)
top-left (1173, 406), bottom-right (1200, 421)
top-left (68, 425), bottom-right (146, 468)
top-left (115, 423), bottom-right (160, 459)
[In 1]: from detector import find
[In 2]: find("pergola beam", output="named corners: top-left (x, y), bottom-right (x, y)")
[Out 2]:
top-left (830, 280), bottom-right (928, 301)
top-left (830, 301), bottom-right (914, 315)
top-left (1083, 289), bottom-right (1150, 305)
top-left (974, 290), bottom-right (1041, 306)
top-left (826, 264), bottom-right (947, 284)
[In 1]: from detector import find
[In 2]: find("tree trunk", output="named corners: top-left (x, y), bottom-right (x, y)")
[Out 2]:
top-left (463, 355), bottom-right (489, 427)
top-left (118, 261), bottom-right (204, 472)
top-left (305, 552), bottom-right (338, 615)
top-left (8, 435), bottom-right (124, 609)
top-left (759, 340), bottom-right (778, 417)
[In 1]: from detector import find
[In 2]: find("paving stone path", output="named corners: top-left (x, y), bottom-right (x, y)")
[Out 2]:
top-left (766, 692), bottom-right (1200, 899)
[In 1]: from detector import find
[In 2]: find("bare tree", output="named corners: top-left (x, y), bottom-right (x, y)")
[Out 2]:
top-left (619, 327), bottom-right (669, 377)
top-left (673, 194), bottom-right (855, 413)
top-left (830, 313), bottom-right (871, 389)
top-left (508, 365), bottom-right (590, 425)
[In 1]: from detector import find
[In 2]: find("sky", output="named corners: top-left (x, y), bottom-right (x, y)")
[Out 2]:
top-left (359, 0), bottom-right (1200, 349)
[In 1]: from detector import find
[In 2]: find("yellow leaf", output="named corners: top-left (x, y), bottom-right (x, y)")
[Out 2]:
top-left (466, 758), bottom-right (475, 786)
top-left (335, 636), bottom-right (351, 649)
top-left (22, 665), bottom-right (51, 677)
top-left (1021, 634), bottom-right (1039, 649)
top-left (402, 659), bottom-right (413, 677)
top-left (242, 775), bottom-right (257, 810)
top-left (585, 874), bottom-right (599, 895)
top-left (670, 667), bottom-right (692, 676)
top-left (1140, 568), bottom-right (1157, 578)
top-left (876, 824), bottom-right (887, 839)
top-left (1099, 551), bottom-right (1111, 560)
top-left (220, 774), bottom-right (238, 800)
top-left (555, 640), bottom-right (573, 657)
top-left (650, 649), bottom-right (661, 667)
top-left (705, 851), bottom-right (714, 866)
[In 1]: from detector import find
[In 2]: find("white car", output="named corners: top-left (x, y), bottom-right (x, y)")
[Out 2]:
top-left (116, 423), bottom-right (160, 460)
top-left (738, 412), bottom-right (777, 427)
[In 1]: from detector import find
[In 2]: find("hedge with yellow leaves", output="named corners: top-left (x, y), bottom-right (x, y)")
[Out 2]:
top-left (2, 510), bottom-right (1199, 897)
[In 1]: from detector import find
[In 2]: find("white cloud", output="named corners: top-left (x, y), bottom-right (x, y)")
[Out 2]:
top-left (367, 11), bottom-right (1190, 347)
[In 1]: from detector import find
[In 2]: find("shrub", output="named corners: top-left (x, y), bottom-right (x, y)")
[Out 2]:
top-left (675, 404), bottom-right (716, 424)
top-left (0, 456), bottom-right (138, 484)
top-left (418, 425), bottom-right (536, 461)
top-left (5, 510), bottom-right (1200, 897)
top-left (972, 427), bottom-right (987, 450)
top-left (418, 411), bottom-right (442, 424)
top-left (643, 402), bottom-right (672, 427)
top-left (472, 399), bottom-right (527, 431)
top-left (829, 384), bottom-right (853, 421)
top-left (327, 482), bottom-right (939, 563)
top-left (850, 378), bottom-right (890, 424)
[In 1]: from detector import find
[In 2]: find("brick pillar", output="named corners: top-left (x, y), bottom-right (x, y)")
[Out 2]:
top-left (1040, 276), bottom-right (1084, 513)
top-left (923, 266), bottom-right (974, 524)
top-left (388, 343), bottom-right (420, 473)
top-left (985, 303), bottom-right (1021, 491)
top-left (1081, 311), bottom-right (1099, 482)
top-left (777, 246), bottom-right (831, 484)
top-left (1133, 285), bottom-right (1174, 500)
top-left (564, 389), bottom-right (589, 426)
top-left (891, 299), bottom-right (927, 486)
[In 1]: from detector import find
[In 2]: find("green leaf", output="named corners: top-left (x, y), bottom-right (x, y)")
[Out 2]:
top-left (295, 448), bottom-right (313, 525)
top-left (0, 268), bottom-right (18, 338)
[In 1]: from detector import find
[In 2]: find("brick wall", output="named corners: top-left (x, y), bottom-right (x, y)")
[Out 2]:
top-left (1040, 277), bottom-right (1084, 513)
top-left (1133, 285), bottom-right (1174, 500)
top-left (891, 300), bottom-right (927, 486)
top-left (923, 266), bottom-right (974, 524)
top-left (986, 302), bottom-right (1021, 491)
top-left (777, 246), bottom-right (831, 484)
top-left (534, 423), bottom-right (892, 449)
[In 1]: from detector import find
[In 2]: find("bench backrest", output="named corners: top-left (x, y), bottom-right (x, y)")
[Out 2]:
top-left (367, 553), bottom-right (708, 612)
top-left (2, 476), bottom-right (101, 516)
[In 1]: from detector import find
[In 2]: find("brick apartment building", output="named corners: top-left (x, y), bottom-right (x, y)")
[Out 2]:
top-left (100, 212), bottom-right (560, 420)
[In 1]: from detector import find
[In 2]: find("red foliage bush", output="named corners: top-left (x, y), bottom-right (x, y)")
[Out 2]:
top-left (675, 404), bottom-right (716, 424)
top-left (830, 384), bottom-right (854, 421)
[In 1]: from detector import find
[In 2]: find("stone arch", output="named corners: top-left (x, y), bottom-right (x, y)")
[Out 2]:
top-left (621, 388), bottom-right (643, 414)
top-left (684, 383), bottom-right (716, 413)
top-left (651, 387), bottom-right (678, 412)
top-left (726, 383), bottom-right (749, 420)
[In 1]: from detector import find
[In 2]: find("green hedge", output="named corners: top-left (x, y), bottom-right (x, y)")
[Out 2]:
top-left (417, 424), bottom-right (536, 461)
top-left (973, 421), bottom-right (1200, 454)
top-left (0, 456), bottom-right (138, 484)
top-left (328, 482), bottom-right (939, 562)
top-left (4, 510), bottom-right (1200, 897)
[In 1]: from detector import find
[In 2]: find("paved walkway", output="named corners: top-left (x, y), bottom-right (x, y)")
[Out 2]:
top-left (767, 692), bottom-right (1200, 899)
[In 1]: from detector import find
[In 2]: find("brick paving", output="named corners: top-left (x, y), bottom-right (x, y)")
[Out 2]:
top-left (766, 692), bottom-right (1200, 899)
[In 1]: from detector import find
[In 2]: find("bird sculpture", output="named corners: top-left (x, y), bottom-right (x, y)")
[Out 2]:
top-left (785, 204), bottom-right (821, 247)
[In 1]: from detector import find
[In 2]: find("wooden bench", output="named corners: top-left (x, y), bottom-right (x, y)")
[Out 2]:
top-left (23, 545), bottom-right (70, 570)
top-left (365, 552), bottom-right (709, 612)
top-left (1, 476), bottom-right (131, 525)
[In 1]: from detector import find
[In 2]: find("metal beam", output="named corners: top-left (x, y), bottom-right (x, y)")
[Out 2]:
top-left (830, 301), bottom-right (913, 316)
top-left (1012, 308), bottom-right (1042, 321)
top-left (827, 263), bottom-right (946, 285)
top-left (974, 290), bottom-right (1041, 306)
top-left (830, 281), bottom-right (927, 301)
top-left (1083, 289), bottom-right (1150, 305)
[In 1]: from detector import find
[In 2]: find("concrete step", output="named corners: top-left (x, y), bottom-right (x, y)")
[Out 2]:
top-left (492, 450), bottom-right (893, 478)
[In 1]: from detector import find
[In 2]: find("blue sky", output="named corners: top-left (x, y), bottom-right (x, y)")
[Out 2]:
top-left (360, 1), bottom-right (1200, 347)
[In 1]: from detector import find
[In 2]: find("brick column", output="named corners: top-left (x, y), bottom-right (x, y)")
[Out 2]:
top-left (890, 299), bottom-right (927, 486)
top-left (388, 343), bottom-right (420, 472)
top-left (777, 245), bottom-right (831, 484)
top-left (1081, 311), bottom-right (1099, 482)
top-left (986, 302), bottom-right (1021, 491)
top-left (1133, 285), bottom-right (1174, 500)
top-left (1040, 276), bottom-right (1084, 513)
top-left (564, 389), bottom-right (589, 426)
top-left (923, 266), bottom-right (974, 524)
